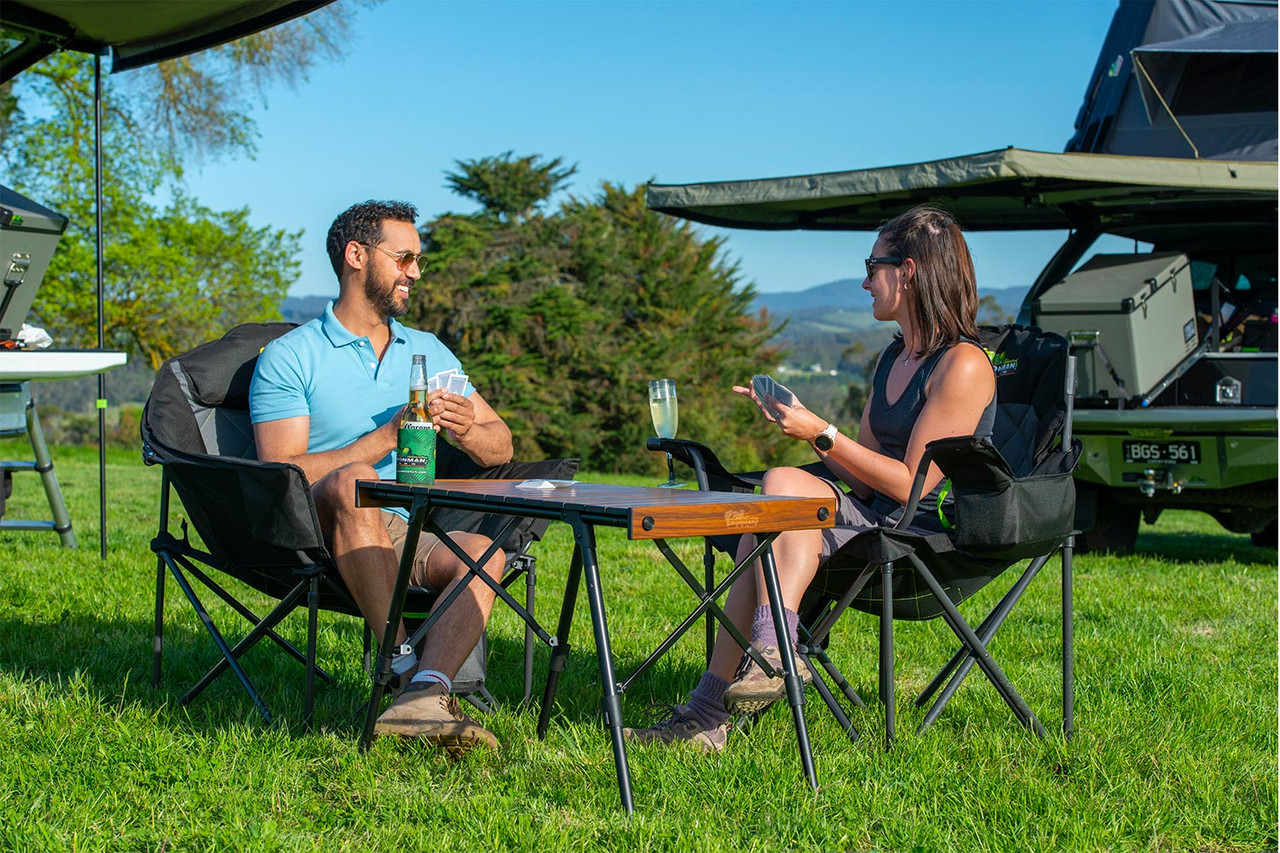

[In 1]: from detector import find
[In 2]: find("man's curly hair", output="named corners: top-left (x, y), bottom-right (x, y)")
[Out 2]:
top-left (325, 200), bottom-right (418, 277)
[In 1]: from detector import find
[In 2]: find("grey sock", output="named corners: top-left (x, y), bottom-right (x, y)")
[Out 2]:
top-left (752, 604), bottom-right (800, 649)
top-left (686, 671), bottom-right (731, 730)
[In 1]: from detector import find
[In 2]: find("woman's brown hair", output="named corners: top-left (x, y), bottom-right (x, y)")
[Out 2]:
top-left (878, 205), bottom-right (979, 356)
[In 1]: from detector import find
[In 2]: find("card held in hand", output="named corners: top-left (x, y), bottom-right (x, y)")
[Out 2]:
top-left (751, 374), bottom-right (798, 421)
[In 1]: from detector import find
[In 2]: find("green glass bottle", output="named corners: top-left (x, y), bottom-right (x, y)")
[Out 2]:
top-left (396, 354), bottom-right (435, 484)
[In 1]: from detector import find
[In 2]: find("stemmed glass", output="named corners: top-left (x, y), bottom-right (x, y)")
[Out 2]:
top-left (649, 378), bottom-right (685, 488)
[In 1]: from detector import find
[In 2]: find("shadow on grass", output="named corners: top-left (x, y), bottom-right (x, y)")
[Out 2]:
top-left (1135, 528), bottom-right (1274, 565)
top-left (0, 604), bottom-right (716, 739)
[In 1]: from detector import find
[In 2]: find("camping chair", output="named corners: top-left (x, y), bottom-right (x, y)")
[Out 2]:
top-left (142, 321), bottom-right (576, 725)
top-left (650, 324), bottom-right (1079, 746)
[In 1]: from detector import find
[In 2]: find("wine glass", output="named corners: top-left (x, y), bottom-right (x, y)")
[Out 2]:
top-left (649, 378), bottom-right (685, 488)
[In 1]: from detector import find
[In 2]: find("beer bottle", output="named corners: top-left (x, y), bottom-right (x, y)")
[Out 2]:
top-left (396, 354), bottom-right (436, 484)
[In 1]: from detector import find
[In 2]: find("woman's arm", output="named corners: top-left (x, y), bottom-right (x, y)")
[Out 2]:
top-left (765, 343), bottom-right (994, 506)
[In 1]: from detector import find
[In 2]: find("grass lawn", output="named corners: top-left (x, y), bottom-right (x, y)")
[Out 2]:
top-left (1, 444), bottom-right (1276, 851)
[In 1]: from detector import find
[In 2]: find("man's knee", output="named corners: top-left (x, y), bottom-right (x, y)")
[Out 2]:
top-left (315, 462), bottom-right (378, 512)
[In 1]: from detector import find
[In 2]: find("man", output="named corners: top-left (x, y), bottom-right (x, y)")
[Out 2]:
top-left (250, 200), bottom-right (513, 756)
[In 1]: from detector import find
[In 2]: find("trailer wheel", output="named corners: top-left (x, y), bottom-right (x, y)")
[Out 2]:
top-left (1077, 488), bottom-right (1140, 555)
top-left (1251, 520), bottom-right (1277, 548)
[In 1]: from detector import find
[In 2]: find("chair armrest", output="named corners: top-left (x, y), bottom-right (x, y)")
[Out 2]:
top-left (895, 435), bottom-right (1007, 528)
top-left (646, 437), bottom-right (759, 492)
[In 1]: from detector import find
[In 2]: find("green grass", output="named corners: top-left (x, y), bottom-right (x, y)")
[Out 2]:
top-left (1, 444), bottom-right (1276, 851)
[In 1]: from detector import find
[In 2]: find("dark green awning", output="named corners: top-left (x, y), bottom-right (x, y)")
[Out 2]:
top-left (646, 147), bottom-right (1276, 233)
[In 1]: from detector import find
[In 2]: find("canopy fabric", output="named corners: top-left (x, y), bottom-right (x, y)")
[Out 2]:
top-left (1132, 19), bottom-right (1278, 124)
top-left (1066, 0), bottom-right (1277, 162)
top-left (0, 0), bottom-right (333, 78)
top-left (645, 147), bottom-right (1277, 233)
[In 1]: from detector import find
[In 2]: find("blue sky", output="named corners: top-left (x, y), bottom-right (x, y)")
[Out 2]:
top-left (179, 0), bottom-right (1122, 297)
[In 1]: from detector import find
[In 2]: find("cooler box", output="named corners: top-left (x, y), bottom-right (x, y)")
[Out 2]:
top-left (1033, 253), bottom-right (1197, 399)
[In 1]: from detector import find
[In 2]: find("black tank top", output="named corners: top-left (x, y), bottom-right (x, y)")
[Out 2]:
top-left (866, 337), bottom-right (996, 529)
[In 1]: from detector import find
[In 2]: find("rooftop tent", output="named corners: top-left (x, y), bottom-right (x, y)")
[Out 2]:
top-left (1066, 0), bottom-right (1278, 161)
top-left (0, 1), bottom-right (333, 82)
top-left (645, 147), bottom-right (1277, 236)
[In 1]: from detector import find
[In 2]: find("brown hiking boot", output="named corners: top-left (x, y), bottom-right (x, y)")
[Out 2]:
top-left (373, 681), bottom-right (498, 758)
top-left (622, 704), bottom-right (729, 752)
top-left (721, 645), bottom-right (813, 715)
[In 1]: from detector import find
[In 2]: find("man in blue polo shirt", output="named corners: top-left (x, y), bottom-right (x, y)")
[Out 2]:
top-left (250, 200), bottom-right (513, 757)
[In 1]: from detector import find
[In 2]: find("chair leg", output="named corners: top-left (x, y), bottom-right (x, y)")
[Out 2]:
top-left (305, 575), bottom-right (319, 729)
top-left (879, 561), bottom-right (895, 749)
top-left (909, 553), bottom-right (1046, 737)
top-left (152, 552), bottom-right (166, 689)
top-left (917, 555), bottom-right (1048, 734)
top-left (160, 553), bottom-right (273, 723)
top-left (799, 649), bottom-right (861, 743)
top-left (1063, 537), bottom-right (1075, 739)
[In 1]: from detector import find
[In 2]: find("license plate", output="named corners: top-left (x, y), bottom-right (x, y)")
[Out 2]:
top-left (1122, 440), bottom-right (1201, 464)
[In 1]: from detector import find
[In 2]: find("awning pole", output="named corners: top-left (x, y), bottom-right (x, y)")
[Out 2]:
top-left (94, 52), bottom-right (107, 559)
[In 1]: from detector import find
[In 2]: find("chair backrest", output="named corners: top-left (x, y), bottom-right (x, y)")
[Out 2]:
top-left (142, 323), bottom-right (339, 597)
top-left (142, 321), bottom-right (295, 463)
top-left (977, 324), bottom-right (1071, 477)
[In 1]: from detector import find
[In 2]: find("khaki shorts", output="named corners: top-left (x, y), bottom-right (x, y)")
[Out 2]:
top-left (383, 512), bottom-right (444, 590)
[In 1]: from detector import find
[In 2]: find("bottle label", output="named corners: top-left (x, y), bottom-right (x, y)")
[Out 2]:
top-left (396, 422), bottom-right (436, 484)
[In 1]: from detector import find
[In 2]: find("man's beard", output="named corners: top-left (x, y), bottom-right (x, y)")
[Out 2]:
top-left (364, 267), bottom-right (407, 318)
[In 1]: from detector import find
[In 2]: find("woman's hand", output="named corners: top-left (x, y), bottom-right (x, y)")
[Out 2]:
top-left (732, 383), bottom-right (828, 442)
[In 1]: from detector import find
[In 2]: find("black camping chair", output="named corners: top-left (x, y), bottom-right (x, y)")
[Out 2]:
top-left (649, 324), bottom-right (1079, 746)
top-left (142, 321), bottom-right (576, 725)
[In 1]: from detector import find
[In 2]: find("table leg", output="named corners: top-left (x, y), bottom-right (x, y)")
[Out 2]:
top-left (537, 544), bottom-right (582, 739)
top-left (570, 514), bottom-right (634, 814)
top-left (358, 500), bottom-right (428, 752)
top-left (758, 544), bottom-right (818, 791)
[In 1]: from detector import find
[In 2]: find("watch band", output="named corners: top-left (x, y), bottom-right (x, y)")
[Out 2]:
top-left (813, 423), bottom-right (838, 452)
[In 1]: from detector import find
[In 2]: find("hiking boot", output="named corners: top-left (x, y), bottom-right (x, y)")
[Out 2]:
top-left (722, 645), bottom-right (813, 715)
top-left (622, 705), bottom-right (728, 753)
top-left (373, 681), bottom-right (498, 758)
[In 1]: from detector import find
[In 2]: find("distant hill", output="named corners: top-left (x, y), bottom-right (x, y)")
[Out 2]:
top-left (751, 279), bottom-right (1030, 370)
top-left (280, 295), bottom-right (330, 325)
top-left (752, 278), bottom-right (868, 315)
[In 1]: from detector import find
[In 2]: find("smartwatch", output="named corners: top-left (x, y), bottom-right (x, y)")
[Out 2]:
top-left (813, 423), bottom-right (838, 452)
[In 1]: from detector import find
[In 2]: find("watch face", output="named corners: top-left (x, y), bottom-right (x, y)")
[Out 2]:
top-left (814, 433), bottom-right (834, 452)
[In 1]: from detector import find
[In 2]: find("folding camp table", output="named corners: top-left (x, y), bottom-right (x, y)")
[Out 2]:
top-left (354, 479), bottom-right (835, 813)
top-left (0, 349), bottom-right (126, 546)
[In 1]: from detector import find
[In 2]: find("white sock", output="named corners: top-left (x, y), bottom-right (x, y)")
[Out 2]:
top-left (391, 651), bottom-right (418, 676)
top-left (410, 669), bottom-right (452, 692)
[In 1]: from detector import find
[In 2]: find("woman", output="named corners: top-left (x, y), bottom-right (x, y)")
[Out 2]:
top-left (624, 204), bottom-right (997, 751)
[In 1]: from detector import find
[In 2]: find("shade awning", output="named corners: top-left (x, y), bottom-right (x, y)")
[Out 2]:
top-left (1, 0), bottom-right (334, 80)
top-left (645, 147), bottom-right (1277, 234)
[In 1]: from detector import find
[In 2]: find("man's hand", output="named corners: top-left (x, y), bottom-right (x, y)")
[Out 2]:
top-left (428, 390), bottom-right (475, 437)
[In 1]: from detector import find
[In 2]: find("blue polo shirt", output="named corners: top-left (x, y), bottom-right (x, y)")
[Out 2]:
top-left (249, 301), bottom-right (473, 482)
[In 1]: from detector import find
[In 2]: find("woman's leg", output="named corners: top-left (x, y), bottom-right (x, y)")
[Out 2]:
top-left (707, 466), bottom-right (836, 680)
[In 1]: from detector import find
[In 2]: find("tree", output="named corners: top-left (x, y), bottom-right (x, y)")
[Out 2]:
top-left (1, 53), bottom-right (300, 366)
top-left (408, 153), bottom-right (802, 474)
top-left (0, 7), bottom-right (359, 365)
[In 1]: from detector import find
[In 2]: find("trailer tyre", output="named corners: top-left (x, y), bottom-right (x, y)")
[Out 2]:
top-left (1077, 488), bottom-right (1140, 555)
top-left (1251, 520), bottom-right (1277, 548)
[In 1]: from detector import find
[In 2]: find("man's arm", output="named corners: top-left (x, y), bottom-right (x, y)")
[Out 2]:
top-left (254, 413), bottom-right (400, 484)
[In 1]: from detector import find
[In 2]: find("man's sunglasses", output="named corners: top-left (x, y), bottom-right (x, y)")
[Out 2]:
top-left (865, 256), bottom-right (903, 278)
top-left (362, 243), bottom-right (426, 275)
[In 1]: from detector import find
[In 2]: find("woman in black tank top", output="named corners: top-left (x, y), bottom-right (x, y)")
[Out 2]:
top-left (624, 205), bottom-right (998, 748)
